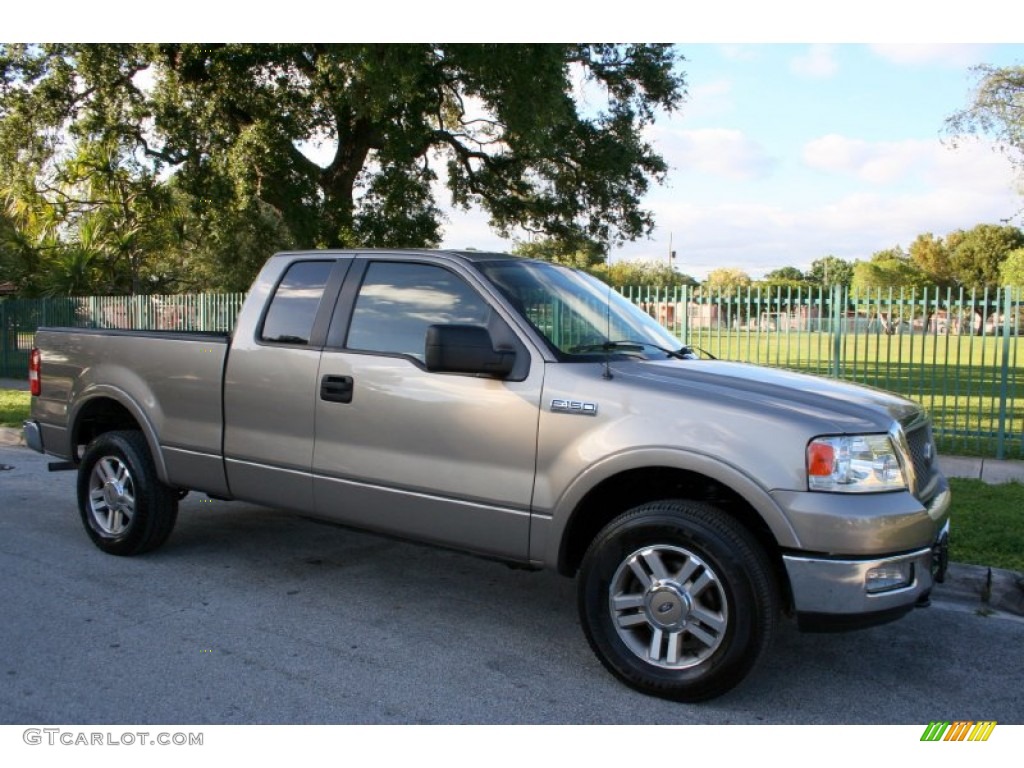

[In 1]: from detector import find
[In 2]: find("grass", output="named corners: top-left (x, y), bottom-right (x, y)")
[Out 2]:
top-left (0, 388), bottom-right (30, 427)
top-left (947, 478), bottom-right (1024, 572)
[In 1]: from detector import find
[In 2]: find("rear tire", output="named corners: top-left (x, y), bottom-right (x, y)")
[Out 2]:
top-left (77, 430), bottom-right (179, 556)
top-left (577, 500), bottom-right (779, 701)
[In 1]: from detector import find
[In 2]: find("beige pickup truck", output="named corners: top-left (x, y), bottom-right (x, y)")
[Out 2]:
top-left (24, 249), bottom-right (951, 701)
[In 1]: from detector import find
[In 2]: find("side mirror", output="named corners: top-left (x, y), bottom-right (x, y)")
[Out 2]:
top-left (425, 324), bottom-right (516, 378)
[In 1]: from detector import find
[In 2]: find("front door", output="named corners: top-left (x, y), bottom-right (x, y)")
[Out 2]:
top-left (311, 258), bottom-right (543, 560)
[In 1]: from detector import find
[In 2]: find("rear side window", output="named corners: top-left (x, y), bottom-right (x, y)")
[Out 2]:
top-left (346, 262), bottom-right (491, 360)
top-left (261, 261), bottom-right (334, 345)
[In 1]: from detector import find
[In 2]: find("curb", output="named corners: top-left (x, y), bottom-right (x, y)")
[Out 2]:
top-left (933, 562), bottom-right (1024, 618)
top-left (0, 426), bottom-right (24, 446)
top-left (939, 455), bottom-right (1024, 485)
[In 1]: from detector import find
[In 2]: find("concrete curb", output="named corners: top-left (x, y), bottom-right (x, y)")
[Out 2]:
top-left (934, 562), bottom-right (1024, 618)
top-left (939, 455), bottom-right (1024, 485)
top-left (0, 426), bottom-right (25, 446)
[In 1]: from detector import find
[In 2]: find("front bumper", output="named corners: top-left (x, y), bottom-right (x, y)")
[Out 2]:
top-left (784, 518), bottom-right (950, 631)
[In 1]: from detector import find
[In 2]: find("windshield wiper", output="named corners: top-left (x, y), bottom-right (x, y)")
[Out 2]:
top-left (569, 339), bottom-right (700, 360)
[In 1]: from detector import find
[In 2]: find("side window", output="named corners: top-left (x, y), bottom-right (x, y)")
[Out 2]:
top-left (347, 262), bottom-right (491, 360)
top-left (260, 261), bottom-right (334, 345)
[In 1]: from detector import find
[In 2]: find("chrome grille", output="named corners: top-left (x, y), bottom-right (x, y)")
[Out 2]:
top-left (903, 418), bottom-right (937, 497)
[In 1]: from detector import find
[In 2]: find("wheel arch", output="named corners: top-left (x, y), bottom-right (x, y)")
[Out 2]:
top-left (546, 450), bottom-right (800, 603)
top-left (70, 387), bottom-right (168, 483)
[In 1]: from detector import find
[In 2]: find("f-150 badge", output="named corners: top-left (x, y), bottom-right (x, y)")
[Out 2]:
top-left (550, 399), bottom-right (598, 416)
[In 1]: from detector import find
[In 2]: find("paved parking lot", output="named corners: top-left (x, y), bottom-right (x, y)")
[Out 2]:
top-left (1, 444), bottom-right (1022, 724)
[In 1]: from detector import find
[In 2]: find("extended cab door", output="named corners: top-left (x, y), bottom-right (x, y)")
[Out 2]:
top-left (223, 257), bottom-right (348, 512)
top-left (311, 256), bottom-right (543, 560)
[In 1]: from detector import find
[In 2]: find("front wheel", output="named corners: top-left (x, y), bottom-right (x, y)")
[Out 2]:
top-left (577, 500), bottom-right (779, 701)
top-left (77, 430), bottom-right (179, 556)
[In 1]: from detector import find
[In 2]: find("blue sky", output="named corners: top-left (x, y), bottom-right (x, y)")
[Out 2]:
top-left (443, 43), bottom-right (1024, 279)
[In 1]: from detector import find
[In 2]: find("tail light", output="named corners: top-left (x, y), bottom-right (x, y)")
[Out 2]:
top-left (29, 348), bottom-right (41, 396)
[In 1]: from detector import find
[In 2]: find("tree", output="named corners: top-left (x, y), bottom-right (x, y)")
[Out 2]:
top-left (806, 255), bottom-right (854, 288)
top-left (851, 247), bottom-right (930, 293)
top-left (1, 44), bottom-right (686, 286)
top-left (1000, 248), bottom-right (1024, 287)
top-left (511, 238), bottom-right (605, 269)
top-left (946, 223), bottom-right (1024, 291)
top-left (909, 232), bottom-right (956, 288)
top-left (704, 267), bottom-right (752, 295)
top-left (761, 266), bottom-right (810, 290)
top-left (593, 259), bottom-right (698, 287)
top-left (0, 132), bottom-right (190, 295)
top-left (946, 64), bottom-right (1024, 184)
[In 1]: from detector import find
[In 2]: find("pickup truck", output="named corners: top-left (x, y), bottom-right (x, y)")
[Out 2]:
top-left (24, 248), bottom-right (951, 701)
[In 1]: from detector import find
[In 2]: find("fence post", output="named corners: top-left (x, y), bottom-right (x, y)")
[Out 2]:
top-left (996, 287), bottom-right (1013, 460)
top-left (0, 300), bottom-right (7, 378)
top-left (830, 284), bottom-right (843, 378)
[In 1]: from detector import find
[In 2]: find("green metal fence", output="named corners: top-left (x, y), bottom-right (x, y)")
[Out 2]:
top-left (2, 285), bottom-right (1021, 459)
top-left (621, 284), bottom-right (1023, 460)
top-left (0, 293), bottom-right (246, 381)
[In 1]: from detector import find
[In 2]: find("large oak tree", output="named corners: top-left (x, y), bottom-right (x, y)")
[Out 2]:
top-left (1, 43), bottom-right (685, 289)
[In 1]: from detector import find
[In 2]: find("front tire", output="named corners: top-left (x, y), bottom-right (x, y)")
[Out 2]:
top-left (77, 430), bottom-right (179, 556)
top-left (577, 500), bottom-right (779, 701)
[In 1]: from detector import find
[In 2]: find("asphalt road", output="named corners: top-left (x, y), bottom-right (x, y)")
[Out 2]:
top-left (1, 444), bottom-right (1021, 725)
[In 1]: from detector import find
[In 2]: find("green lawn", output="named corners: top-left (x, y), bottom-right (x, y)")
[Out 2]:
top-left (947, 478), bottom-right (1024, 572)
top-left (0, 389), bottom-right (30, 427)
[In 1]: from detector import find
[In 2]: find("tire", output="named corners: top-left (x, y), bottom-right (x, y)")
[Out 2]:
top-left (76, 430), bottom-right (179, 556)
top-left (577, 500), bottom-right (779, 702)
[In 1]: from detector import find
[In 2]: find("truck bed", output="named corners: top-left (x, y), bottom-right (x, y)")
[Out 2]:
top-left (31, 327), bottom-right (231, 494)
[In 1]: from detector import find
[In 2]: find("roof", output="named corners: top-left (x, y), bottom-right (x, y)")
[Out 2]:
top-left (269, 247), bottom-right (529, 265)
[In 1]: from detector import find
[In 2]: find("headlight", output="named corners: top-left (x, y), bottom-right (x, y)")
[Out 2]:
top-left (807, 434), bottom-right (906, 493)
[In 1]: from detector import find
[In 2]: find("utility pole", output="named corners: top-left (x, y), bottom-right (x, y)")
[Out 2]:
top-left (668, 233), bottom-right (677, 270)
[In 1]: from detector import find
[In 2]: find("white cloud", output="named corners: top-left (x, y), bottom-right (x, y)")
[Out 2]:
top-left (802, 133), bottom-right (1020, 191)
top-left (790, 45), bottom-right (839, 79)
top-left (868, 44), bottom-right (991, 68)
top-left (802, 135), bottom-right (927, 184)
top-left (684, 79), bottom-right (735, 120)
top-left (609, 136), bottom-right (1022, 279)
top-left (658, 128), bottom-right (777, 180)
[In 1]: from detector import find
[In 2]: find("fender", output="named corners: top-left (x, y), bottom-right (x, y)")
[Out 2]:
top-left (69, 381), bottom-right (170, 484)
top-left (533, 446), bottom-right (804, 568)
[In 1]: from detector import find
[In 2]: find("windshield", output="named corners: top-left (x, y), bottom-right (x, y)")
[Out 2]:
top-left (475, 259), bottom-right (684, 360)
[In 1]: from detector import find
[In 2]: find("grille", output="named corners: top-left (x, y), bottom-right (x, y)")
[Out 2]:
top-left (903, 419), bottom-right (937, 497)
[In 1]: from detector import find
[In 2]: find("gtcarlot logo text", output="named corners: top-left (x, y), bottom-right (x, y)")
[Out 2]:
top-left (23, 728), bottom-right (203, 747)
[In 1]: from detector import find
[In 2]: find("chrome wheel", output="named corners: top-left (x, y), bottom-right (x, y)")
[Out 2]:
top-left (87, 456), bottom-right (136, 536)
top-left (610, 545), bottom-right (728, 669)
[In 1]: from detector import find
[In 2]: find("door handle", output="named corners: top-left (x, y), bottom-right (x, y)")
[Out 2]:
top-left (320, 375), bottom-right (354, 403)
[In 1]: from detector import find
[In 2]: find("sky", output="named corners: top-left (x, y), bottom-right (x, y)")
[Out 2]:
top-left (440, 43), bottom-right (1024, 280)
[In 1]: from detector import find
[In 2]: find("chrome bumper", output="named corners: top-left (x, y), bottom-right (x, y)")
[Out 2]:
top-left (784, 547), bottom-right (936, 616)
top-left (22, 420), bottom-right (44, 453)
top-left (784, 518), bottom-right (950, 621)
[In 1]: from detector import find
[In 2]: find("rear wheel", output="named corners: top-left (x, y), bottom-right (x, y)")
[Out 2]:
top-left (77, 430), bottom-right (179, 556)
top-left (577, 500), bottom-right (779, 701)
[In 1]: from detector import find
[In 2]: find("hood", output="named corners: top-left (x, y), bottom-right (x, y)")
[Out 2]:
top-left (612, 358), bottom-right (921, 434)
